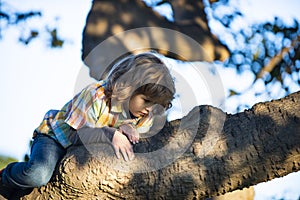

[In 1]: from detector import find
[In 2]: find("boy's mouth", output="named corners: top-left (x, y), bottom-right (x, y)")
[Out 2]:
top-left (139, 112), bottom-right (148, 117)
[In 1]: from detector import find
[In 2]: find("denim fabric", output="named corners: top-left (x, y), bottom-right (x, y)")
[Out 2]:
top-left (1, 134), bottom-right (66, 189)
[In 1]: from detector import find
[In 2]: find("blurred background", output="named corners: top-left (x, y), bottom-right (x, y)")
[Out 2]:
top-left (0, 0), bottom-right (299, 199)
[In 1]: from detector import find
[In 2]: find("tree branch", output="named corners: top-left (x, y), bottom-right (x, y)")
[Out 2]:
top-left (16, 91), bottom-right (300, 199)
top-left (256, 35), bottom-right (300, 79)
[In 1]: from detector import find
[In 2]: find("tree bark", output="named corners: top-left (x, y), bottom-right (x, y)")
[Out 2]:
top-left (12, 91), bottom-right (299, 199)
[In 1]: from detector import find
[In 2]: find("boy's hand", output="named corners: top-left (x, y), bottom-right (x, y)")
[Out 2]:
top-left (119, 123), bottom-right (139, 144)
top-left (112, 130), bottom-right (134, 161)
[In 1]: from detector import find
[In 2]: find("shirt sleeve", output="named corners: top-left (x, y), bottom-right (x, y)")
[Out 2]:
top-left (64, 84), bottom-right (103, 129)
top-left (74, 126), bottom-right (117, 145)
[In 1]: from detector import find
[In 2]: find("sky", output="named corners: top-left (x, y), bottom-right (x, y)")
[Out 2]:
top-left (0, 0), bottom-right (299, 199)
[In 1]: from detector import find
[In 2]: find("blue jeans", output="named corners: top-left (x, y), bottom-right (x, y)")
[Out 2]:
top-left (1, 134), bottom-right (66, 189)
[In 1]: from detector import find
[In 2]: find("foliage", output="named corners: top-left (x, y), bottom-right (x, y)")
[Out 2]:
top-left (206, 0), bottom-right (300, 111)
top-left (0, 1), bottom-right (64, 47)
top-left (0, 155), bottom-right (17, 169)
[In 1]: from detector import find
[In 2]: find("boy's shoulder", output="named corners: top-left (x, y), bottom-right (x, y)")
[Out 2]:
top-left (82, 80), bottom-right (107, 94)
top-left (86, 80), bottom-right (106, 90)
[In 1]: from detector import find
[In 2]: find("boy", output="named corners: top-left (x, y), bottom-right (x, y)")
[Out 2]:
top-left (0, 52), bottom-right (175, 194)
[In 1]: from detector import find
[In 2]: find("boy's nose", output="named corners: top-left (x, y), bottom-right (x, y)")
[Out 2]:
top-left (145, 106), bottom-right (153, 112)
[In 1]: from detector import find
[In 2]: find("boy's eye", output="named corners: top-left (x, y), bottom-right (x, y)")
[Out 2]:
top-left (144, 99), bottom-right (152, 105)
top-left (143, 98), bottom-right (154, 105)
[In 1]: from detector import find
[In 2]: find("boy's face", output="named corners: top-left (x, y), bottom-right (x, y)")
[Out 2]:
top-left (129, 94), bottom-right (154, 118)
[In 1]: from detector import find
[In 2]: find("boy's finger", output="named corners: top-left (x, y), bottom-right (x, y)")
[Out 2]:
top-left (129, 135), bottom-right (133, 142)
top-left (127, 146), bottom-right (135, 160)
top-left (113, 146), bottom-right (120, 159)
top-left (128, 150), bottom-right (135, 161)
top-left (132, 138), bottom-right (138, 144)
top-left (120, 148), bottom-right (129, 162)
top-left (135, 138), bottom-right (140, 144)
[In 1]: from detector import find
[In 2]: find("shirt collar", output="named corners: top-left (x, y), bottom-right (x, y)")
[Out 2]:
top-left (111, 102), bottom-right (123, 113)
top-left (110, 100), bottom-right (130, 119)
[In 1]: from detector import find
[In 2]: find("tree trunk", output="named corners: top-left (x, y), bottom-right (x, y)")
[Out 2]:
top-left (10, 91), bottom-right (299, 199)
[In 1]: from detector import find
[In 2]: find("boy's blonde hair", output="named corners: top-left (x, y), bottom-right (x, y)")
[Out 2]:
top-left (104, 52), bottom-right (175, 109)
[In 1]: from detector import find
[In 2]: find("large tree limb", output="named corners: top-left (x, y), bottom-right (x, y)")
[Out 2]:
top-left (13, 91), bottom-right (300, 199)
top-left (82, 0), bottom-right (230, 79)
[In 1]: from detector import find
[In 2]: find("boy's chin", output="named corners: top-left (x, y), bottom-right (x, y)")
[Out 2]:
top-left (129, 111), bottom-right (140, 118)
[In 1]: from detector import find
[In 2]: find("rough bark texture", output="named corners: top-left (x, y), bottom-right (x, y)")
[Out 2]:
top-left (8, 91), bottom-right (299, 199)
top-left (81, 0), bottom-right (230, 80)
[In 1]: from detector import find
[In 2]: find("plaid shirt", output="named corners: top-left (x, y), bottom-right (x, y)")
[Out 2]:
top-left (35, 80), bottom-right (153, 148)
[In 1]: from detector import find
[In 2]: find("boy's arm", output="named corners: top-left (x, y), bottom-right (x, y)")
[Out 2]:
top-left (119, 114), bottom-right (156, 144)
top-left (76, 126), bottom-right (116, 144)
top-left (76, 126), bottom-right (134, 161)
top-left (111, 130), bottom-right (135, 161)
top-left (119, 123), bottom-right (139, 144)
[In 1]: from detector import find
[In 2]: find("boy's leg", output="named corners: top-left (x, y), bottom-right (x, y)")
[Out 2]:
top-left (1, 134), bottom-right (66, 189)
top-left (0, 168), bottom-right (14, 199)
